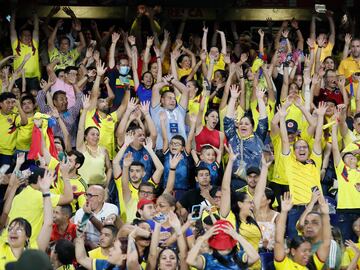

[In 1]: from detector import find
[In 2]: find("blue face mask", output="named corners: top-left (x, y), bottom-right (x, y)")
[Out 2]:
top-left (119, 66), bottom-right (130, 76)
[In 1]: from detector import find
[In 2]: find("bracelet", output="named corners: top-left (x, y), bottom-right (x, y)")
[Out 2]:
top-left (42, 192), bottom-right (51, 198)
top-left (170, 167), bottom-right (176, 171)
top-left (157, 56), bottom-right (161, 59)
top-left (131, 44), bottom-right (136, 47)
top-left (310, 47), bottom-right (315, 50)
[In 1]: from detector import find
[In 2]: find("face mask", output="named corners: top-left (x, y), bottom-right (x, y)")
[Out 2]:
top-left (119, 66), bottom-right (130, 76)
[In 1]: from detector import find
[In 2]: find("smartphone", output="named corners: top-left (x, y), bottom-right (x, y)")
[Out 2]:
top-left (315, 4), bottom-right (326, 13)
top-left (191, 205), bottom-right (202, 220)
top-left (153, 213), bottom-right (167, 224)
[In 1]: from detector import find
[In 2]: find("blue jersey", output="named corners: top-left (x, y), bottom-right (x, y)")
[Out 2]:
top-left (202, 251), bottom-right (248, 270)
top-left (162, 150), bottom-right (189, 190)
top-left (94, 259), bottom-right (124, 270)
top-left (136, 84), bottom-right (152, 103)
top-left (121, 145), bottom-right (154, 182)
top-left (198, 161), bottom-right (220, 185)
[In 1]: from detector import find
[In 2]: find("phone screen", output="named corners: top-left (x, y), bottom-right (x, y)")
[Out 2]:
top-left (191, 205), bottom-right (202, 220)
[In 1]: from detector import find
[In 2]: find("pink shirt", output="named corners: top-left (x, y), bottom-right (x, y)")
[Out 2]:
top-left (51, 78), bottom-right (76, 108)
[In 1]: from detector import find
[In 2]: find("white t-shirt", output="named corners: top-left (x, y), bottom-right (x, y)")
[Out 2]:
top-left (74, 202), bottom-right (118, 244)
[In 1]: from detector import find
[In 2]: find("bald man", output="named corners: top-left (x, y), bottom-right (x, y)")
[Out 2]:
top-left (73, 185), bottom-right (118, 247)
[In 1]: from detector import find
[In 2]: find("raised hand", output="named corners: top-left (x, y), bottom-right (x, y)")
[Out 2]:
top-left (258, 28), bottom-right (264, 37)
top-left (123, 152), bottom-right (134, 167)
top-left (256, 87), bottom-right (266, 100)
top-left (201, 224), bottom-right (220, 241)
top-left (50, 107), bottom-right (60, 119)
top-left (162, 74), bottom-right (173, 85)
top-left (345, 33), bottom-right (352, 45)
top-left (143, 137), bottom-right (153, 150)
top-left (314, 101), bottom-right (328, 116)
top-left (55, 19), bottom-right (64, 29)
top-left (202, 26), bottom-right (208, 33)
top-left (280, 192), bottom-right (293, 212)
top-left (306, 38), bottom-right (315, 48)
top-left (59, 159), bottom-right (71, 177)
top-left (167, 211), bottom-right (182, 230)
top-left (140, 101), bottom-right (150, 115)
top-left (261, 153), bottom-right (273, 168)
top-left (126, 97), bottom-right (137, 113)
top-left (290, 18), bottom-right (299, 29)
top-left (62, 6), bottom-right (76, 18)
top-left (170, 50), bottom-right (180, 60)
top-left (124, 132), bottom-right (135, 147)
top-left (170, 153), bottom-right (183, 169)
top-left (96, 60), bottom-right (106, 77)
top-left (163, 29), bottom-right (170, 41)
top-left (277, 104), bottom-right (288, 119)
top-left (72, 20), bottom-right (82, 32)
top-left (224, 54), bottom-right (231, 65)
top-left (200, 49), bottom-right (207, 62)
top-left (229, 84), bottom-right (240, 99)
top-left (81, 94), bottom-right (91, 110)
top-left (39, 170), bottom-right (56, 193)
top-left (216, 30), bottom-right (225, 36)
top-left (317, 35), bottom-right (326, 48)
top-left (318, 195), bottom-right (329, 215)
top-left (337, 76), bottom-right (346, 89)
top-left (112, 32), bottom-right (120, 44)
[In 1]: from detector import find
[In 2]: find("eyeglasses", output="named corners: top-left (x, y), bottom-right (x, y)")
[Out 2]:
top-left (170, 142), bottom-right (182, 147)
top-left (8, 226), bottom-right (24, 234)
top-left (85, 193), bottom-right (99, 198)
top-left (139, 190), bottom-right (153, 196)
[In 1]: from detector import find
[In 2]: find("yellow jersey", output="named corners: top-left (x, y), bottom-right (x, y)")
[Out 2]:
top-left (2, 186), bottom-right (59, 244)
top-left (15, 116), bottom-right (34, 151)
top-left (341, 241), bottom-right (360, 269)
top-left (206, 54), bottom-right (225, 79)
top-left (250, 99), bottom-right (275, 131)
top-left (282, 151), bottom-right (322, 205)
top-left (85, 109), bottom-right (118, 160)
top-left (49, 157), bottom-right (87, 214)
top-left (48, 47), bottom-right (80, 71)
top-left (11, 39), bottom-right (40, 79)
top-left (238, 221), bottom-right (262, 270)
top-left (0, 241), bottom-right (38, 270)
top-left (89, 247), bottom-right (108, 260)
top-left (334, 160), bottom-right (360, 210)
top-left (114, 177), bottom-right (139, 223)
top-left (236, 185), bottom-right (279, 209)
top-left (0, 112), bottom-right (19, 155)
top-left (274, 253), bottom-right (324, 270)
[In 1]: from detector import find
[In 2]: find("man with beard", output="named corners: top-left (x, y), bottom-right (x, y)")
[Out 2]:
top-left (89, 225), bottom-right (118, 260)
top-left (84, 61), bottom-right (129, 160)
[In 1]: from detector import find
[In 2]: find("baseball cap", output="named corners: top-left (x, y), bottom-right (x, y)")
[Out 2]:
top-left (6, 250), bottom-right (52, 270)
top-left (246, 166), bottom-right (260, 176)
top-left (137, 198), bottom-right (154, 210)
top-left (208, 220), bottom-right (237, 250)
top-left (285, 119), bottom-right (298, 134)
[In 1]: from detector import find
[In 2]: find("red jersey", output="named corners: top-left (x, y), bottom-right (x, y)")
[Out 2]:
top-left (50, 222), bottom-right (77, 242)
top-left (195, 126), bottom-right (226, 152)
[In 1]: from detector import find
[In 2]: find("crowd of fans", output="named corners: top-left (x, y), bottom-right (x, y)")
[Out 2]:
top-left (0, 3), bottom-right (360, 270)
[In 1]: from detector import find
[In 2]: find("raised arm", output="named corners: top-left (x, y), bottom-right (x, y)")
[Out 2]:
top-left (151, 80), bottom-right (168, 108)
top-left (274, 192), bottom-right (293, 261)
top-left (313, 102), bottom-right (327, 155)
top-left (140, 101), bottom-right (157, 145)
top-left (142, 36), bottom-right (154, 74)
top-left (153, 46), bottom-right (162, 83)
top-left (326, 11), bottom-right (335, 45)
top-left (146, 221), bottom-right (161, 270)
top-left (201, 26), bottom-right (208, 52)
top-left (254, 156), bottom-right (272, 210)
top-left (331, 123), bottom-right (341, 167)
top-left (36, 170), bottom-right (54, 251)
top-left (116, 97), bottom-right (137, 146)
top-left (278, 104), bottom-right (290, 155)
top-left (217, 30), bottom-right (227, 55)
top-left (280, 66), bottom-right (289, 101)
top-left (48, 20), bottom-right (63, 52)
top-left (291, 19), bottom-right (304, 51)
top-left (108, 32), bottom-right (120, 69)
top-left (256, 87), bottom-right (267, 120)
top-left (343, 34), bottom-right (352, 60)
top-left (220, 145), bottom-right (237, 218)
top-left (130, 38), bottom-right (140, 90)
top-left (219, 63), bottom-right (236, 111)
top-left (225, 84), bottom-right (240, 119)
top-left (143, 138), bottom-right (163, 185)
top-left (316, 195), bottom-right (331, 262)
top-left (258, 29), bottom-right (264, 55)
top-left (76, 95), bottom-right (90, 151)
top-left (74, 236), bottom-right (93, 270)
top-left (172, 78), bottom-right (189, 109)
top-left (310, 15), bottom-right (316, 40)
top-left (164, 153), bottom-right (183, 194)
top-left (10, 11), bottom-right (17, 44)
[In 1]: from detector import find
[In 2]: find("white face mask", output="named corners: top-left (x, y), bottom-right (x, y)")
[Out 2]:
top-left (119, 66), bottom-right (130, 76)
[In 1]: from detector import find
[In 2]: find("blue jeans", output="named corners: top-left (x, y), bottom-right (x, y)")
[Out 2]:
top-left (286, 206), bottom-right (305, 239)
top-left (337, 212), bottom-right (360, 242)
